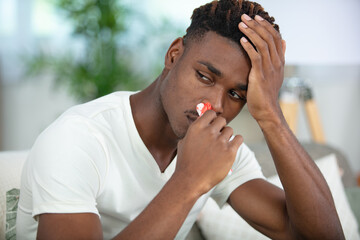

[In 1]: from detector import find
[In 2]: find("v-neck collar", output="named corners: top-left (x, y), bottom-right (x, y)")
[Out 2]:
top-left (124, 93), bottom-right (177, 180)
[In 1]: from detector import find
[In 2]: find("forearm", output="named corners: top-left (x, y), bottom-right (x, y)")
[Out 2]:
top-left (259, 112), bottom-right (344, 239)
top-left (113, 174), bottom-right (200, 240)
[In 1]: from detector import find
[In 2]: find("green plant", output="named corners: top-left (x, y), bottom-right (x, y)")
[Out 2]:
top-left (25, 0), bottom-right (143, 102)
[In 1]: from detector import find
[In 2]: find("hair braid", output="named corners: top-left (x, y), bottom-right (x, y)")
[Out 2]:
top-left (183, 0), bottom-right (279, 47)
top-left (210, 1), bottom-right (218, 15)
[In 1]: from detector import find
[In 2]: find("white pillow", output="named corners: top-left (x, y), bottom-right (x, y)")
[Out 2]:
top-left (0, 151), bottom-right (28, 239)
top-left (197, 154), bottom-right (360, 240)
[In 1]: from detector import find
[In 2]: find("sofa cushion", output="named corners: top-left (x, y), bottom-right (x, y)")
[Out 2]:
top-left (5, 188), bottom-right (20, 240)
top-left (0, 151), bottom-right (28, 239)
top-left (248, 142), bottom-right (357, 188)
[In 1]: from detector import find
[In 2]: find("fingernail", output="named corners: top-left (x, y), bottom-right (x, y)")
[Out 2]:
top-left (241, 37), bottom-right (248, 43)
top-left (255, 15), bottom-right (264, 21)
top-left (239, 22), bottom-right (248, 29)
top-left (243, 14), bottom-right (252, 21)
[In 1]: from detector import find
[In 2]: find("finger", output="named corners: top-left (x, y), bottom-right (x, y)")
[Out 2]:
top-left (193, 110), bottom-right (217, 130)
top-left (252, 15), bottom-right (282, 66)
top-left (238, 20), bottom-right (272, 68)
top-left (209, 116), bottom-right (227, 133)
top-left (254, 15), bottom-right (284, 64)
top-left (219, 126), bottom-right (233, 141)
top-left (229, 135), bottom-right (243, 149)
top-left (240, 36), bottom-right (262, 74)
top-left (198, 110), bottom-right (217, 120)
top-left (241, 14), bottom-right (279, 67)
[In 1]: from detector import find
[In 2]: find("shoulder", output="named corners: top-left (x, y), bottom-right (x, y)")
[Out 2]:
top-left (233, 143), bottom-right (257, 167)
top-left (35, 90), bottom-right (137, 154)
top-left (64, 91), bottom-right (136, 119)
top-left (24, 91), bottom-right (138, 196)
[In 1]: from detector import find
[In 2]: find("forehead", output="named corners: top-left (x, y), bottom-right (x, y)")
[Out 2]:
top-left (183, 31), bottom-right (251, 81)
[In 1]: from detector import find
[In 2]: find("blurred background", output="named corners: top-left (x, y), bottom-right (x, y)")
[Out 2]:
top-left (0, 0), bottom-right (359, 175)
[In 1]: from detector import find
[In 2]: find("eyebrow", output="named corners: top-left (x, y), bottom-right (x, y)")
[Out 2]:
top-left (198, 60), bottom-right (248, 91)
top-left (197, 61), bottom-right (222, 77)
top-left (236, 83), bottom-right (248, 91)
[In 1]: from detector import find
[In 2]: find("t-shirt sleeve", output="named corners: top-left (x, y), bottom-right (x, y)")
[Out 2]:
top-left (211, 143), bottom-right (265, 208)
top-left (27, 116), bottom-right (108, 220)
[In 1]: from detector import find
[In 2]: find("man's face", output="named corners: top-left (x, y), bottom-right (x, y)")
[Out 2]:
top-left (160, 31), bottom-right (251, 139)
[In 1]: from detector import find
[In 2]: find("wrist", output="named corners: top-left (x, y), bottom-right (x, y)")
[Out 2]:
top-left (168, 172), bottom-right (204, 201)
top-left (256, 106), bottom-right (287, 132)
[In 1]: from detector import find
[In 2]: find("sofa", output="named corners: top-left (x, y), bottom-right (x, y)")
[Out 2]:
top-left (0, 142), bottom-right (359, 240)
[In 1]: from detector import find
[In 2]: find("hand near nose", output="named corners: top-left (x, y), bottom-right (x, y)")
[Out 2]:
top-left (174, 110), bottom-right (243, 195)
top-left (238, 14), bottom-right (286, 126)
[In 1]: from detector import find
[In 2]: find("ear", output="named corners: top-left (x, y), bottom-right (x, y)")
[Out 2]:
top-left (164, 37), bottom-right (185, 69)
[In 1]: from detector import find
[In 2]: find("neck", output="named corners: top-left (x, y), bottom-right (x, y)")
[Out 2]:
top-left (130, 76), bottom-right (178, 172)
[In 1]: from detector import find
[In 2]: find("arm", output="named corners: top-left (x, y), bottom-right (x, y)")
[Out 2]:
top-left (37, 111), bottom-right (243, 239)
top-left (37, 176), bottom-right (199, 240)
top-left (228, 14), bottom-right (345, 239)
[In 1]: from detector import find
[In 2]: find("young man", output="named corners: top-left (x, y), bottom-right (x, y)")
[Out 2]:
top-left (17, 0), bottom-right (344, 239)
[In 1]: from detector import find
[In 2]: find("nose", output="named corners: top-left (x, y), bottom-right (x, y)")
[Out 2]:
top-left (204, 89), bottom-right (224, 116)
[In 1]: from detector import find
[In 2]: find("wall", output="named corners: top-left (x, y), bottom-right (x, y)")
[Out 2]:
top-left (0, 62), bottom-right (3, 149)
top-left (296, 65), bottom-right (360, 172)
top-left (0, 76), bottom-right (78, 150)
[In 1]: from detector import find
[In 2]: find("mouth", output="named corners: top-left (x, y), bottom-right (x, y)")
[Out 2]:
top-left (186, 115), bottom-right (198, 124)
top-left (184, 109), bottom-right (199, 125)
top-left (185, 109), bottom-right (199, 117)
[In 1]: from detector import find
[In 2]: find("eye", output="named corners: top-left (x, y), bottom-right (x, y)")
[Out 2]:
top-left (229, 89), bottom-right (247, 102)
top-left (196, 70), bottom-right (212, 84)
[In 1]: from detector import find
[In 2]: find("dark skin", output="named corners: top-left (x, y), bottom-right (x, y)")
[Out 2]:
top-left (37, 14), bottom-right (345, 240)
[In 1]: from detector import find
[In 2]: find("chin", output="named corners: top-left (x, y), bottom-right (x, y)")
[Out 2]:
top-left (171, 124), bottom-right (189, 140)
top-left (173, 129), bottom-right (186, 140)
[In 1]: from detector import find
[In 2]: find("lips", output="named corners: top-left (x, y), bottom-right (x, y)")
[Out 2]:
top-left (187, 115), bottom-right (197, 123)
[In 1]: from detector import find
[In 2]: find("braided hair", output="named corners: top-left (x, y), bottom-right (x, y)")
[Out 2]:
top-left (183, 0), bottom-right (279, 47)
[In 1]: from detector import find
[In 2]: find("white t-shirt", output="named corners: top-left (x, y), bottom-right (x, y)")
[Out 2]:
top-left (17, 91), bottom-right (264, 239)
